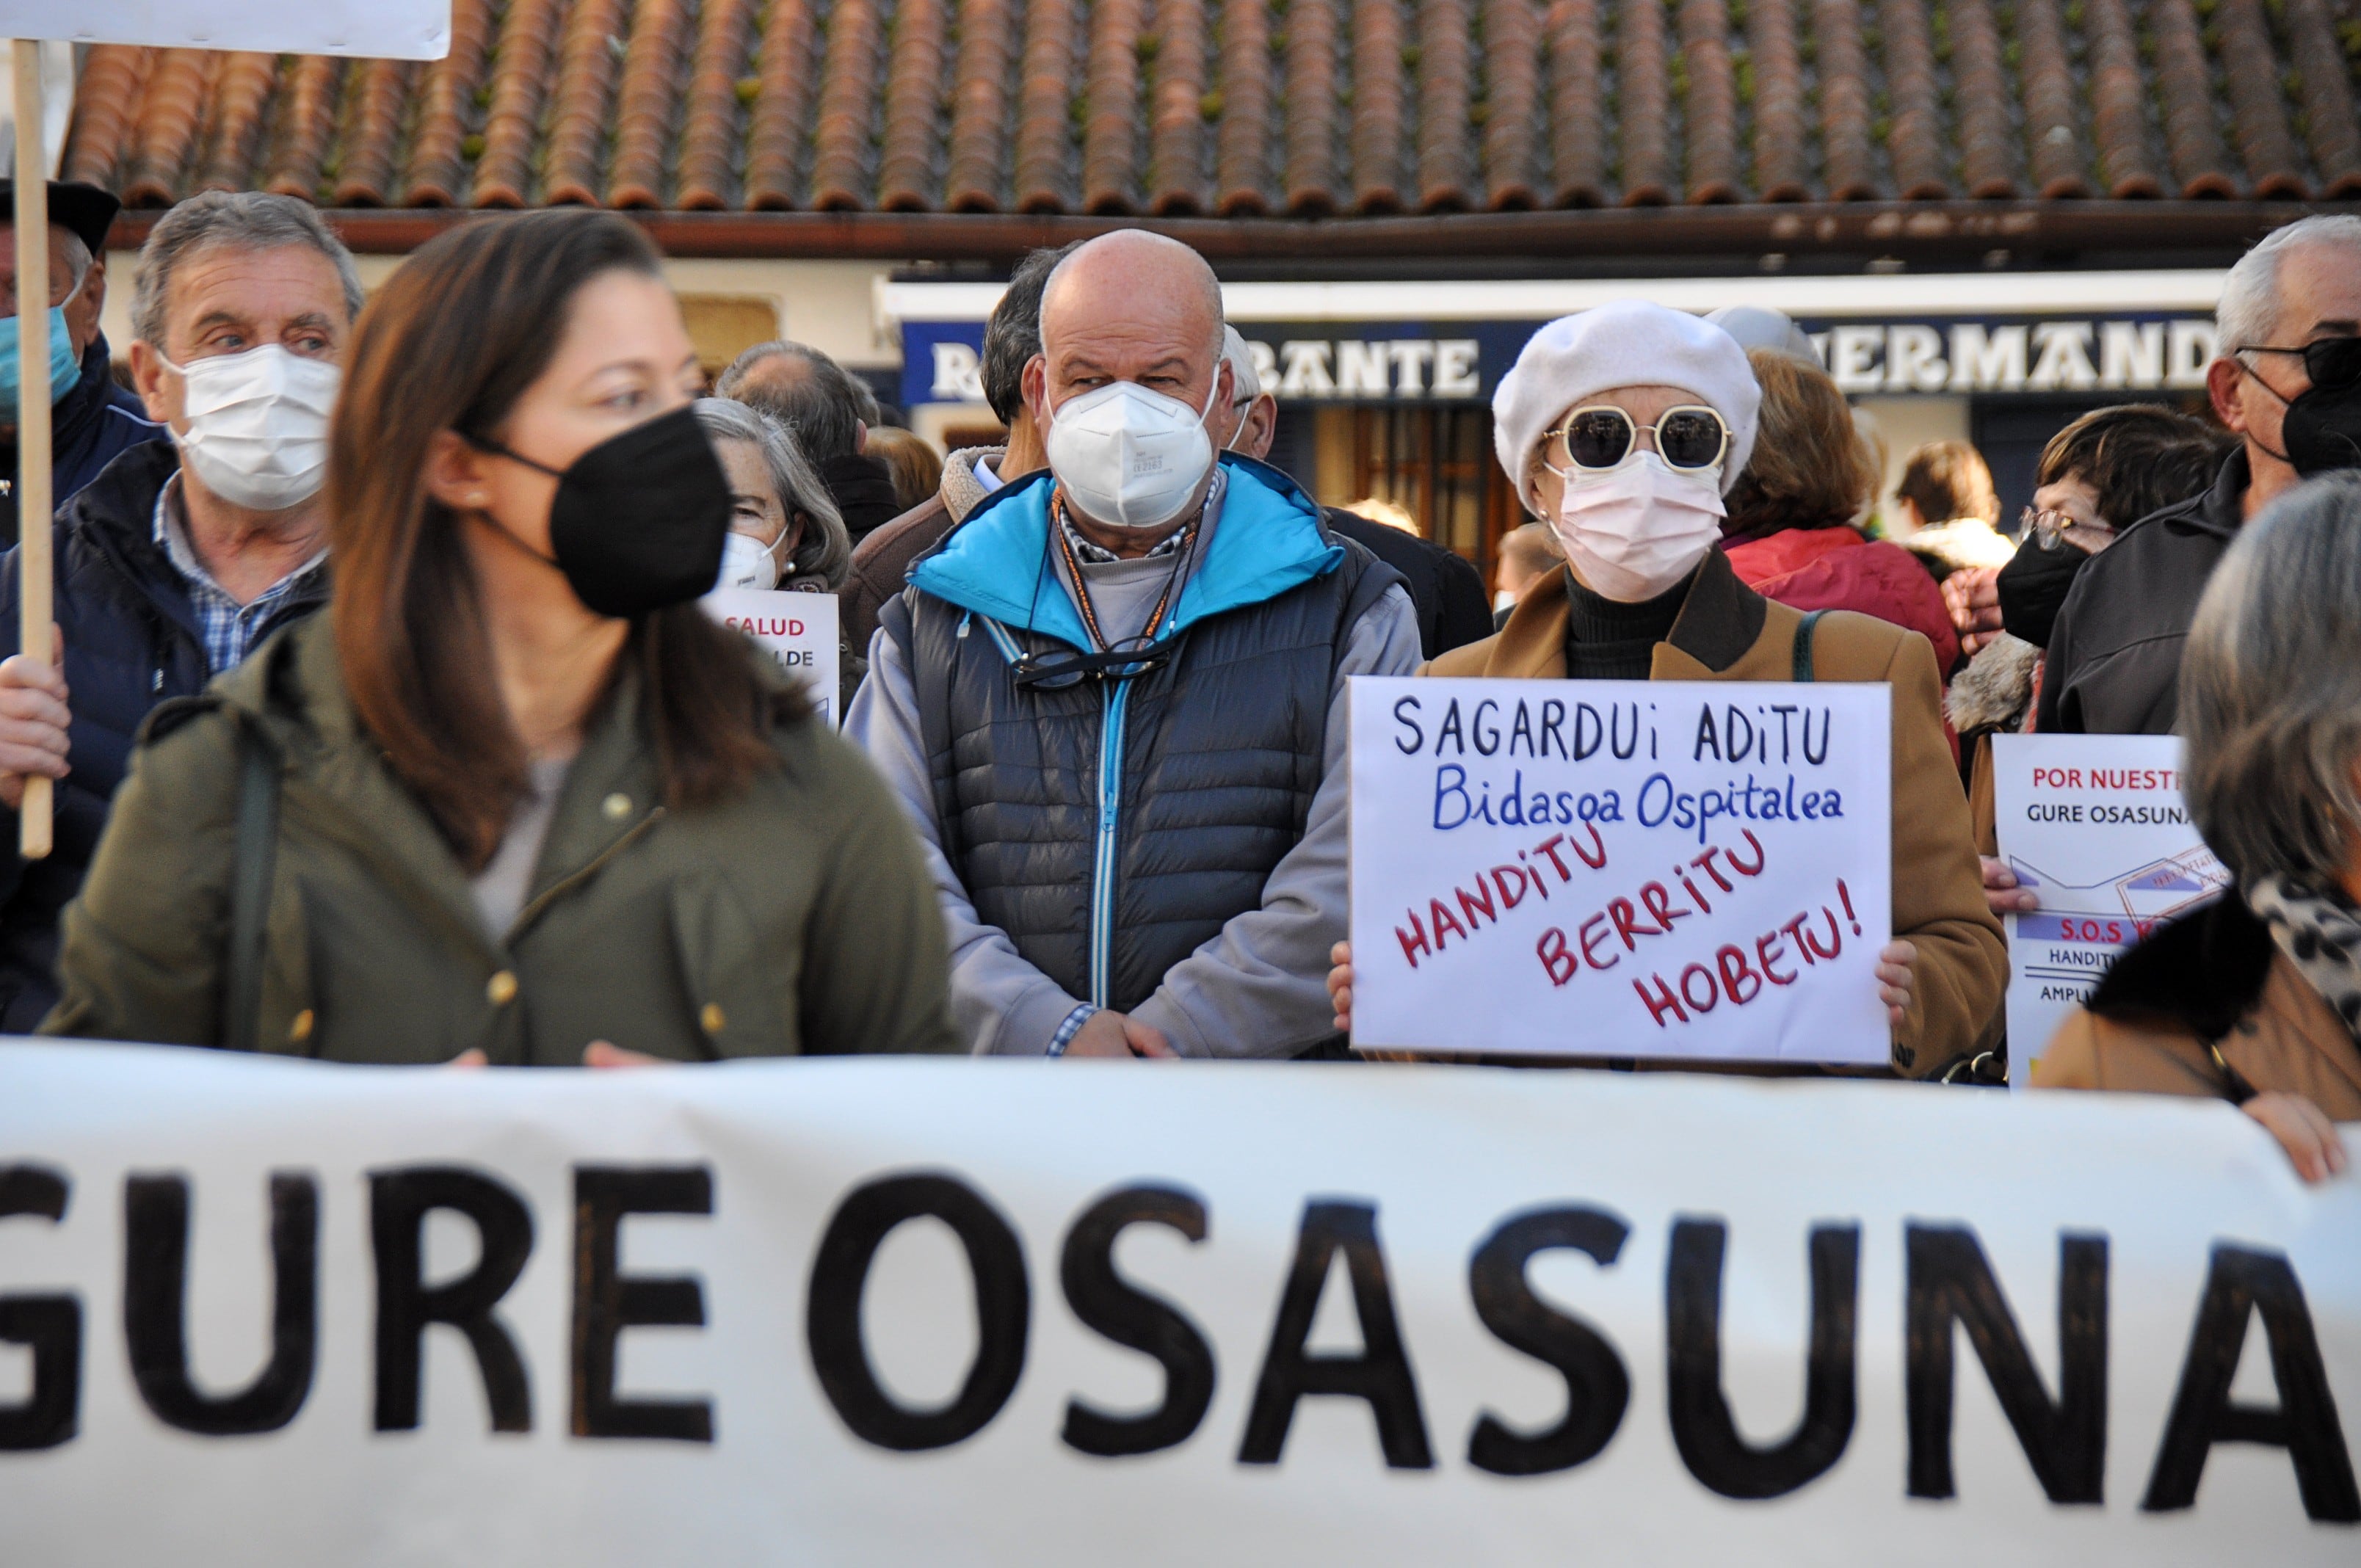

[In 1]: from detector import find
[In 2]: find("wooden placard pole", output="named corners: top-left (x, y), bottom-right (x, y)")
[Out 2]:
top-left (11, 39), bottom-right (51, 860)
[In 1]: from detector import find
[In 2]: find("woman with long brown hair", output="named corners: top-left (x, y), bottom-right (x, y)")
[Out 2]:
top-left (43, 210), bottom-right (954, 1063)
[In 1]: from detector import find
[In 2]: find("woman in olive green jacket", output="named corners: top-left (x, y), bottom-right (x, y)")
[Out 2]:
top-left (44, 210), bottom-right (954, 1064)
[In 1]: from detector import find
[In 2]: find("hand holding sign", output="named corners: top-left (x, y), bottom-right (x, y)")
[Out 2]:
top-left (1346, 677), bottom-right (1893, 1063)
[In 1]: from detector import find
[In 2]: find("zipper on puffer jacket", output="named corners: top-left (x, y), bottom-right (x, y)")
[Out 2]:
top-left (1089, 681), bottom-right (1131, 1007)
top-left (978, 613), bottom-right (1126, 1008)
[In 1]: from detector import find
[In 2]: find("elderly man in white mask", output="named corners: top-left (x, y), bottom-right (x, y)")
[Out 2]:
top-left (0, 189), bottom-right (357, 1033)
top-left (1329, 301), bottom-right (2004, 1081)
top-left (849, 229), bottom-right (1421, 1059)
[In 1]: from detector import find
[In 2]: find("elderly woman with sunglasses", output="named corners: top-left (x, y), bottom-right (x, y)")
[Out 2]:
top-left (1328, 302), bottom-right (2005, 1079)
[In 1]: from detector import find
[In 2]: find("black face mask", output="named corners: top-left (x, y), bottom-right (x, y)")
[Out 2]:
top-left (1995, 534), bottom-right (2088, 650)
top-left (2282, 377), bottom-right (2361, 476)
top-left (471, 404), bottom-right (730, 619)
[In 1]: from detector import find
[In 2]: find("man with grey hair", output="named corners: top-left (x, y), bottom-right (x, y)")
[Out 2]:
top-left (2039, 213), bottom-right (2361, 734)
top-left (850, 228), bottom-right (1420, 1059)
top-left (0, 179), bottom-right (168, 545)
top-left (0, 189), bottom-right (360, 1030)
top-left (717, 339), bottom-right (902, 542)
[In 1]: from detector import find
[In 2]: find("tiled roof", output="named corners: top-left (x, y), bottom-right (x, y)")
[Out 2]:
top-left (62, 0), bottom-right (2361, 222)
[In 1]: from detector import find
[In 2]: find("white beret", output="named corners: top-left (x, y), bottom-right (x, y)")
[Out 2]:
top-left (1492, 300), bottom-right (1763, 502)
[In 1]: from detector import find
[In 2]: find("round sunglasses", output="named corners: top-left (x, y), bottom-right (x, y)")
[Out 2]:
top-left (1541, 404), bottom-right (1731, 474)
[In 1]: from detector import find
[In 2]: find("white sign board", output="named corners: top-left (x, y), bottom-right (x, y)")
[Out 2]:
top-left (1349, 678), bottom-right (1892, 1063)
top-left (6, 2), bottom-right (451, 58)
top-left (1991, 735), bottom-right (2227, 1087)
top-left (703, 588), bottom-right (842, 727)
top-left (1, 1042), bottom-right (2357, 1564)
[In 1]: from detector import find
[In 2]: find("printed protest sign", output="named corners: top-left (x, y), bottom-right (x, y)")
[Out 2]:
top-left (2, 1042), bottom-right (2354, 1565)
top-left (6, 1), bottom-right (451, 57)
top-left (1348, 678), bottom-right (1891, 1062)
top-left (703, 588), bottom-right (843, 726)
top-left (1992, 734), bottom-right (2226, 1086)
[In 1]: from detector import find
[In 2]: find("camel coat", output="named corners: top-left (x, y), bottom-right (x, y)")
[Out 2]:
top-left (2038, 895), bottom-right (2361, 1118)
top-left (1426, 555), bottom-right (2006, 1078)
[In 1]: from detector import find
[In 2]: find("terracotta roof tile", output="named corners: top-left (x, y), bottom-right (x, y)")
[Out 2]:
top-left (1080, 0), bottom-right (1145, 212)
top-left (1678, 0), bottom-right (1741, 205)
top-left (1616, 0), bottom-right (1675, 205)
top-left (64, 0), bottom-right (2361, 222)
top-left (1745, 0), bottom-right (1809, 202)
top-left (1349, 0), bottom-right (1409, 212)
top-left (399, 0), bottom-right (494, 208)
top-left (543, 0), bottom-right (632, 207)
top-left (1810, 0), bottom-right (1874, 201)
top-left (1014, 0), bottom-right (1081, 211)
top-left (1212, 0), bottom-right (1274, 212)
top-left (878, 0), bottom-right (949, 211)
top-left (675, 0), bottom-right (759, 210)
top-left (745, 0), bottom-right (822, 209)
top-left (471, 0), bottom-right (564, 208)
top-left (1876, 0), bottom-right (1946, 200)
top-left (1147, 0), bottom-right (1211, 214)
top-left (1282, 0), bottom-right (1342, 214)
top-left (1545, 0), bottom-right (1606, 206)
top-left (1478, 0), bottom-right (1541, 210)
top-left (946, 0), bottom-right (1018, 211)
top-left (1944, 0), bottom-right (2019, 198)
top-left (610, 0), bottom-right (697, 209)
top-left (332, 59), bottom-right (418, 208)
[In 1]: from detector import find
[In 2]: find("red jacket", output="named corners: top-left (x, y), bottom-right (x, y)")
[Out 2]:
top-left (1721, 526), bottom-right (1961, 674)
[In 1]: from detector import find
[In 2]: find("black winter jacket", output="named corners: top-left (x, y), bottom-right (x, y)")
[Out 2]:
top-left (0, 442), bottom-right (327, 1028)
top-left (2037, 451), bottom-right (2245, 736)
top-left (0, 333), bottom-right (169, 547)
top-left (1321, 507), bottom-right (1495, 660)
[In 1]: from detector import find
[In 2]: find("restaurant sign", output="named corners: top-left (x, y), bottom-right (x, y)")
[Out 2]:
top-left (899, 314), bottom-right (2219, 410)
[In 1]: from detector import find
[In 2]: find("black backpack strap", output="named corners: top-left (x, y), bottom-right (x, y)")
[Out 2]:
top-left (221, 720), bottom-right (281, 1053)
top-left (1791, 609), bottom-right (1827, 683)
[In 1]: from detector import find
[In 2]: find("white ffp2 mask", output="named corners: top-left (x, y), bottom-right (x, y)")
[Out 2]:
top-left (165, 344), bottom-right (341, 512)
top-left (1043, 375), bottom-right (1220, 530)
top-left (1547, 451), bottom-right (1727, 603)
top-left (714, 531), bottom-right (786, 592)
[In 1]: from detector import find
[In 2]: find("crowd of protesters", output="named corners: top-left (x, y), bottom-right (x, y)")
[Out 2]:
top-left (1, 179), bottom-right (2356, 1182)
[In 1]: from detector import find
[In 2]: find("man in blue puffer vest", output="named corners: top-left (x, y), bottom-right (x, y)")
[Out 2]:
top-left (850, 231), bottom-right (1421, 1058)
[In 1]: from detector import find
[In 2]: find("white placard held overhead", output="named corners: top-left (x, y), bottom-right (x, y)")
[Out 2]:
top-left (1991, 734), bottom-right (2227, 1086)
top-left (1349, 678), bottom-right (1893, 1063)
top-left (703, 588), bottom-right (843, 726)
top-left (5, 2), bottom-right (451, 57)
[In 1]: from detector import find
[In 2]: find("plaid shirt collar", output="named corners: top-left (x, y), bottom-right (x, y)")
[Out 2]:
top-left (153, 473), bottom-right (328, 675)
top-left (1055, 468), bottom-right (1224, 564)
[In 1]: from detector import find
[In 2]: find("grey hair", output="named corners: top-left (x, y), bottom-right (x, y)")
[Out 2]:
top-left (131, 190), bottom-right (362, 349)
top-left (54, 228), bottom-right (93, 295)
top-left (692, 397), bottom-right (852, 589)
top-left (2180, 471), bottom-right (2361, 891)
top-left (715, 341), bottom-right (874, 462)
top-left (2216, 214), bottom-right (2361, 358)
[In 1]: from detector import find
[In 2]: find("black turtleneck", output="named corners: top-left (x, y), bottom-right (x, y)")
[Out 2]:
top-left (1562, 565), bottom-right (1693, 680)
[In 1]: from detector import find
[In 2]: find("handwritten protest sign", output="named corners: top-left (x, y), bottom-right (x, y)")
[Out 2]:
top-left (703, 588), bottom-right (843, 726)
top-left (1349, 678), bottom-right (1891, 1062)
top-left (1992, 735), bottom-right (2227, 1087)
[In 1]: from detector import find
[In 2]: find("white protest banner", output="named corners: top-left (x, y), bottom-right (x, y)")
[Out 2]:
top-left (703, 588), bottom-right (843, 726)
top-left (1991, 735), bottom-right (2227, 1087)
top-left (6, 2), bottom-right (451, 57)
top-left (1, 1043), bottom-right (2357, 1564)
top-left (1349, 677), bottom-right (1891, 1062)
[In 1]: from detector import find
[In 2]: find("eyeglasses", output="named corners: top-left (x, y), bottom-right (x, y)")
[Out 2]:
top-left (1541, 405), bottom-right (1730, 473)
top-left (1011, 634), bottom-right (1179, 691)
top-left (2238, 336), bottom-right (2361, 392)
top-left (2022, 506), bottom-right (2116, 554)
